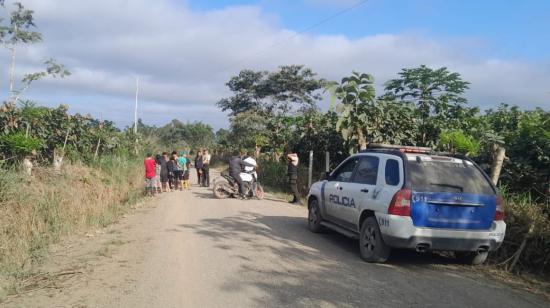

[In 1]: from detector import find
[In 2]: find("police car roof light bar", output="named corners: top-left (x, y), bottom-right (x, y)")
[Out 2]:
top-left (367, 143), bottom-right (432, 154)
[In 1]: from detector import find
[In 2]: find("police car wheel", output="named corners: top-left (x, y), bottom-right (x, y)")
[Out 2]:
top-left (455, 251), bottom-right (488, 265)
top-left (308, 199), bottom-right (323, 233)
top-left (359, 217), bottom-right (391, 263)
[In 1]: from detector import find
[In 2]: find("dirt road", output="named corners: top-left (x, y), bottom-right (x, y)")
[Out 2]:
top-left (5, 173), bottom-right (548, 307)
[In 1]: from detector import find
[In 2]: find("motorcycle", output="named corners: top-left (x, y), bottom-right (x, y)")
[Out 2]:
top-left (213, 170), bottom-right (265, 200)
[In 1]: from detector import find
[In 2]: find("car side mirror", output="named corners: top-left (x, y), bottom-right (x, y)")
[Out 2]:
top-left (325, 171), bottom-right (332, 181)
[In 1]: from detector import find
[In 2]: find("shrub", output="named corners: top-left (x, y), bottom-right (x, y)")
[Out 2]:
top-left (0, 132), bottom-right (42, 158)
top-left (489, 192), bottom-right (550, 275)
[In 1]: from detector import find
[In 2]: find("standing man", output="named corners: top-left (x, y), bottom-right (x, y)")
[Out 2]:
top-left (172, 151), bottom-right (183, 191)
top-left (167, 153), bottom-right (177, 191)
top-left (144, 153), bottom-right (156, 196)
top-left (160, 152), bottom-right (169, 192)
top-left (195, 150), bottom-right (203, 186)
top-left (202, 149), bottom-right (211, 187)
top-left (287, 152), bottom-right (300, 204)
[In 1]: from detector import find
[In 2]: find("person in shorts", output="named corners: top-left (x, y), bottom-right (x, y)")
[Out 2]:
top-left (183, 152), bottom-right (191, 189)
top-left (144, 153), bottom-right (156, 196)
top-left (178, 151), bottom-right (192, 190)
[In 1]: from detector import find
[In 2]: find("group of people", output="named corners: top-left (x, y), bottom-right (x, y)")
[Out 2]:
top-left (144, 147), bottom-right (301, 204)
top-left (143, 149), bottom-right (211, 196)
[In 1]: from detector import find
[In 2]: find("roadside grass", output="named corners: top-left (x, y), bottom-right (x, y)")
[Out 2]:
top-left (0, 155), bottom-right (144, 300)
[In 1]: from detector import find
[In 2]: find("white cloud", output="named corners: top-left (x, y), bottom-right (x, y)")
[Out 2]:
top-left (0, 0), bottom-right (547, 129)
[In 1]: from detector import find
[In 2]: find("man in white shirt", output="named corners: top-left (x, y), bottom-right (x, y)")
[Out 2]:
top-left (202, 149), bottom-right (211, 187)
top-left (242, 152), bottom-right (258, 197)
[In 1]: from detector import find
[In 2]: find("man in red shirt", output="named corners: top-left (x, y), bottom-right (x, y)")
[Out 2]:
top-left (144, 153), bottom-right (157, 196)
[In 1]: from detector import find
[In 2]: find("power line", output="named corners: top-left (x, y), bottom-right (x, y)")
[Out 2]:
top-left (216, 0), bottom-right (370, 75)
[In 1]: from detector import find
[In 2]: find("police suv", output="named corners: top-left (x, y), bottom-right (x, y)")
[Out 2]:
top-left (307, 144), bottom-right (506, 264)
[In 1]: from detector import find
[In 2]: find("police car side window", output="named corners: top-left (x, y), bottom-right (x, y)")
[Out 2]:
top-left (385, 159), bottom-right (400, 186)
top-left (333, 158), bottom-right (359, 182)
top-left (353, 157), bottom-right (379, 185)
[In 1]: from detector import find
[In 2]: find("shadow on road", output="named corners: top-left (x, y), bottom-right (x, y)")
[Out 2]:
top-left (192, 191), bottom-right (216, 199)
top-left (178, 212), bottom-right (545, 308)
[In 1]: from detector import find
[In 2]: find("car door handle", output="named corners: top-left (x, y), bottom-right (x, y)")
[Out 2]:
top-left (361, 188), bottom-right (369, 193)
top-left (338, 186), bottom-right (343, 190)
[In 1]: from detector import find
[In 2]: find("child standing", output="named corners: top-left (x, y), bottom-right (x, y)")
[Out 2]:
top-left (144, 153), bottom-right (156, 196)
top-left (178, 151), bottom-right (192, 190)
top-left (155, 154), bottom-right (163, 194)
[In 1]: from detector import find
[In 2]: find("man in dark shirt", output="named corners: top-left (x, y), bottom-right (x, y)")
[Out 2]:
top-left (195, 150), bottom-right (203, 186)
top-left (160, 152), bottom-right (169, 192)
top-left (229, 150), bottom-right (254, 198)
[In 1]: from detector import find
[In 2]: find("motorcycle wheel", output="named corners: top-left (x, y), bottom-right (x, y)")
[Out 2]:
top-left (255, 184), bottom-right (265, 200)
top-left (213, 182), bottom-right (231, 199)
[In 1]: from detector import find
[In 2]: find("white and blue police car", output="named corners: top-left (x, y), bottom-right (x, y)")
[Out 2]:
top-left (307, 144), bottom-right (506, 264)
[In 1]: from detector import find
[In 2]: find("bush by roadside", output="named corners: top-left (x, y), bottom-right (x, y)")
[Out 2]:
top-left (0, 155), bottom-right (143, 297)
top-left (489, 193), bottom-right (550, 276)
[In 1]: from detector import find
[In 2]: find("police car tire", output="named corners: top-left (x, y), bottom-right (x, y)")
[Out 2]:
top-left (359, 217), bottom-right (391, 263)
top-left (455, 251), bottom-right (489, 265)
top-left (308, 199), bottom-right (323, 233)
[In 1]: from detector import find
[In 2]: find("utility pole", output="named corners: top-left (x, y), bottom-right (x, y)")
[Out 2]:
top-left (134, 77), bottom-right (139, 134)
top-left (134, 77), bottom-right (139, 155)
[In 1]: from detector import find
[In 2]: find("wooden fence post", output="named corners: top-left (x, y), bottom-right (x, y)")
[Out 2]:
top-left (308, 150), bottom-right (313, 189)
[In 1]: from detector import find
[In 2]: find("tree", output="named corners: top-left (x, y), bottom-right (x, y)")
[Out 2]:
top-left (0, 2), bottom-right (42, 95)
top-left (157, 120), bottom-right (215, 150)
top-left (228, 111), bottom-right (269, 153)
top-left (384, 65), bottom-right (470, 146)
top-left (289, 110), bottom-right (347, 170)
top-left (217, 65), bottom-right (324, 117)
top-left (483, 105), bottom-right (550, 198)
top-left (14, 58), bottom-right (70, 102)
top-left (330, 72), bottom-right (377, 151)
top-left (0, 2), bottom-right (69, 102)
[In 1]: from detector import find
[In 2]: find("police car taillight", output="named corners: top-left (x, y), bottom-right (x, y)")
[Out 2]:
top-left (388, 189), bottom-right (411, 216)
top-left (494, 195), bottom-right (505, 221)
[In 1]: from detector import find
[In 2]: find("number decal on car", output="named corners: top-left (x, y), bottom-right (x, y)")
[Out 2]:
top-left (379, 217), bottom-right (390, 227)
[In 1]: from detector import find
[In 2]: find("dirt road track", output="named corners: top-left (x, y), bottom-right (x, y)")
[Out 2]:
top-left (4, 173), bottom-right (548, 308)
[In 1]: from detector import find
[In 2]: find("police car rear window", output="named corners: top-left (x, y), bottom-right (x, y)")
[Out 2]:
top-left (408, 160), bottom-right (494, 195)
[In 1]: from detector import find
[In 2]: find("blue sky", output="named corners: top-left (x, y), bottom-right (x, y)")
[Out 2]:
top-left (188, 0), bottom-right (550, 60)
top-left (6, 0), bottom-right (550, 129)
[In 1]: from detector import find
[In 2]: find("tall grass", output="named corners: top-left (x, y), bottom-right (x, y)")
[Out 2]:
top-left (0, 156), bottom-right (143, 279)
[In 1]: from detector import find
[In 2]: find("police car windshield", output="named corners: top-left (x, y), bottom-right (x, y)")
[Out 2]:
top-left (408, 159), bottom-right (494, 195)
